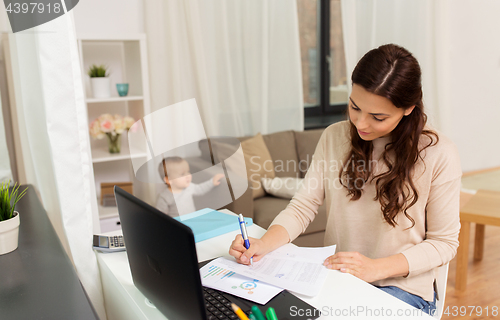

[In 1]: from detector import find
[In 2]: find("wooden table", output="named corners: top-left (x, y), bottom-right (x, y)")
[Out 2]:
top-left (456, 189), bottom-right (500, 291)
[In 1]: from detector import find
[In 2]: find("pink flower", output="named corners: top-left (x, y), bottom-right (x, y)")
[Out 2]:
top-left (114, 118), bottom-right (125, 134)
top-left (123, 116), bottom-right (135, 129)
top-left (89, 113), bottom-right (136, 139)
top-left (100, 120), bottom-right (115, 133)
top-left (89, 120), bottom-right (104, 139)
top-left (98, 113), bottom-right (113, 122)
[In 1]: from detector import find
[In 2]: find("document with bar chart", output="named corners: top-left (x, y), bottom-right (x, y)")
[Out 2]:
top-left (199, 261), bottom-right (283, 304)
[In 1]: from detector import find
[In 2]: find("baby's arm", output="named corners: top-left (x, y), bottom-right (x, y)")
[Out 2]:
top-left (212, 173), bottom-right (225, 186)
top-left (191, 176), bottom-right (221, 196)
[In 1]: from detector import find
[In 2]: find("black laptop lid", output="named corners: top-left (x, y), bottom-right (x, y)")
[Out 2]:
top-left (114, 186), bottom-right (207, 320)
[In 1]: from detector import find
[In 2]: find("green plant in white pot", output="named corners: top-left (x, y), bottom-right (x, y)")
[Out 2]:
top-left (0, 181), bottom-right (27, 255)
top-left (88, 64), bottom-right (111, 99)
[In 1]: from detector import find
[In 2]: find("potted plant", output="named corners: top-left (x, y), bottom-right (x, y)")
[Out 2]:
top-left (88, 64), bottom-right (111, 98)
top-left (0, 181), bottom-right (27, 255)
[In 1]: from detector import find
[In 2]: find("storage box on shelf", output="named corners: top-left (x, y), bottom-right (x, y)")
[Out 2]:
top-left (77, 34), bottom-right (153, 232)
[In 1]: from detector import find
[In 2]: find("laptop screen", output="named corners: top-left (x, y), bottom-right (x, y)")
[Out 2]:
top-left (115, 186), bottom-right (207, 320)
top-left (114, 186), bottom-right (320, 320)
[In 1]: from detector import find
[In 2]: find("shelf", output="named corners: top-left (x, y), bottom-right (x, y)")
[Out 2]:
top-left (79, 34), bottom-right (152, 228)
top-left (92, 145), bottom-right (148, 163)
top-left (98, 204), bottom-right (119, 219)
top-left (86, 96), bottom-right (143, 104)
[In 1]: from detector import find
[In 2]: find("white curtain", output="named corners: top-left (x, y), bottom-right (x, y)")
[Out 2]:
top-left (7, 12), bottom-right (105, 319)
top-left (0, 90), bottom-right (12, 183)
top-left (341, 0), bottom-right (452, 135)
top-left (144, 0), bottom-right (304, 137)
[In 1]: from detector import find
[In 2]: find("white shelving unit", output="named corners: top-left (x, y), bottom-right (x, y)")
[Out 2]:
top-left (91, 145), bottom-right (148, 164)
top-left (86, 96), bottom-right (144, 104)
top-left (77, 34), bottom-right (152, 232)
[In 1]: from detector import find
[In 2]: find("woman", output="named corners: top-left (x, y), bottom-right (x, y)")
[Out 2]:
top-left (229, 44), bottom-right (461, 315)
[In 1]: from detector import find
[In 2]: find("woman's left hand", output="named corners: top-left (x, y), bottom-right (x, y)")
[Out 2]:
top-left (323, 251), bottom-right (383, 283)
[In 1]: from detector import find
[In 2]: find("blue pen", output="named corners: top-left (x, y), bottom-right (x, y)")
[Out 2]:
top-left (238, 214), bottom-right (253, 266)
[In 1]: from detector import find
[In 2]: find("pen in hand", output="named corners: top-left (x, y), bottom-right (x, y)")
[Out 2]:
top-left (238, 214), bottom-right (253, 266)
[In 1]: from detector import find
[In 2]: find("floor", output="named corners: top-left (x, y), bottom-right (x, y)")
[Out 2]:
top-left (441, 167), bottom-right (500, 320)
top-left (443, 225), bottom-right (500, 320)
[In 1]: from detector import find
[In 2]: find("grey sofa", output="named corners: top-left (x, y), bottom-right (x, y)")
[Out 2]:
top-left (186, 129), bottom-right (326, 247)
top-left (236, 129), bottom-right (326, 247)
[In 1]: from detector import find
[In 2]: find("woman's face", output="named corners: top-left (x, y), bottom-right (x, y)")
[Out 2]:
top-left (348, 84), bottom-right (415, 141)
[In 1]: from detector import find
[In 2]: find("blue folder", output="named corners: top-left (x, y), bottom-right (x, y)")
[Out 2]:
top-left (174, 208), bottom-right (253, 243)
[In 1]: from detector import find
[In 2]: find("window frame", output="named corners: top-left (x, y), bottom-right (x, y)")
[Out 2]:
top-left (304, 0), bottom-right (348, 129)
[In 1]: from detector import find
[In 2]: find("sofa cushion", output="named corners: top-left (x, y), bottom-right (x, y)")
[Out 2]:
top-left (240, 133), bottom-right (275, 199)
top-left (198, 139), bottom-right (212, 163)
top-left (294, 129), bottom-right (324, 178)
top-left (262, 131), bottom-right (300, 178)
top-left (261, 177), bottom-right (303, 199)
top-left (253, 196), bottom-right (328, 235)
top-left (238, 136), bottom-right (252, 143)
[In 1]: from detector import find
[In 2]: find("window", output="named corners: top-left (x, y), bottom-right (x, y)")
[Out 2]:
top-left (297, 0), bottom-right (348, 129)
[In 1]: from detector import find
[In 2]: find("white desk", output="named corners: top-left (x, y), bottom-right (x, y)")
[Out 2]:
top-left (96, 210), bottom-right (433, 319)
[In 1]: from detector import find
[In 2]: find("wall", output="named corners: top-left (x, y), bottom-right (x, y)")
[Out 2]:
top-left (448, 2), bottom-right (500, 172)
top-left (72, 0), bottom-right (144, 35)
top-left (1, 1), bottom-right (499, 174)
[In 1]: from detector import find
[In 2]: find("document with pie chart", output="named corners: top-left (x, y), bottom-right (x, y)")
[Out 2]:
top-left (200, 260), bottom-right (283, 304)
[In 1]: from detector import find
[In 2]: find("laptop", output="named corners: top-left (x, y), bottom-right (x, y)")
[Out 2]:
top-left (114, 186), bottom-right (320, 320)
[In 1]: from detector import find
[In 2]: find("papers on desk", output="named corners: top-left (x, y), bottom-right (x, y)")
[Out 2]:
top-left (200, 261), bottom-right (284, 304)
top-left (211, 244), bottom-right (336, 297)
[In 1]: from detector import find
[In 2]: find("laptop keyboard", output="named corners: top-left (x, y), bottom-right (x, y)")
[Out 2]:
top-left (203, 287), bottom-right (249, 320)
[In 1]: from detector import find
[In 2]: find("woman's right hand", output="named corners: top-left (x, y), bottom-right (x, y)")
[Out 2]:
top-left (229, 234), bottom-right (269, 265)
top-left (229, 225), bottom-right (291, 265)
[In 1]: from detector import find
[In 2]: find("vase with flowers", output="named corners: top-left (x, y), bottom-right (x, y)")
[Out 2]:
top-left (89, 114), bottom-right (135, 154)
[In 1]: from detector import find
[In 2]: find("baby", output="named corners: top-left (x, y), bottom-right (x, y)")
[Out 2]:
top-left (156, 156), bottom-right (224, 217)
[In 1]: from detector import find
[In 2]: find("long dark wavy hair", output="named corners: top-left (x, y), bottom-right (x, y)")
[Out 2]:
top-left (339, 44), bottom-right (438, 228)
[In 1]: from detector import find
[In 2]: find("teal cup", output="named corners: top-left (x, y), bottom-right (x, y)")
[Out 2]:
top-left (116, 83), bottom-right (129, 96)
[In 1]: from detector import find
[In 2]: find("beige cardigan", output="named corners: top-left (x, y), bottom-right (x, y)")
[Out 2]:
top-left (270, 120), bottom-right (462, 301)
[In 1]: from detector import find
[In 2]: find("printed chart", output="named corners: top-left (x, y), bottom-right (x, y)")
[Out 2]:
top-left (203, 265), bottom-right (237, 280)
top-left (200, 262), bottom-right (283, 304)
